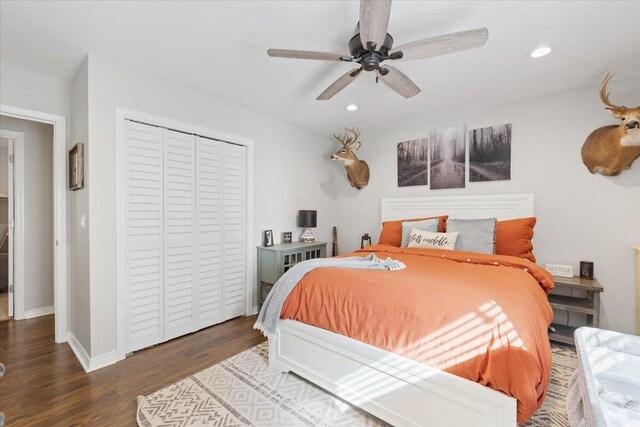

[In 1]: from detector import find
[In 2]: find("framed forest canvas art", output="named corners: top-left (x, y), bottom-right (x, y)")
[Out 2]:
top-left (430, 125), bottom-right (466, 189)
top-left (397, 138), bottom-right (429, 187)
top-left (469, 124), bottom-right (512, 182)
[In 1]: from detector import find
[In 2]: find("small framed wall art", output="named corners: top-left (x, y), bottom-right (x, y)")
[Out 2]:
top-left (69, 143), bottom-right (85, 191)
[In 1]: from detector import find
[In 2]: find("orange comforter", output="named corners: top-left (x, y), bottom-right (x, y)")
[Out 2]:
top-left (280, 245), bottom-right (554, 424)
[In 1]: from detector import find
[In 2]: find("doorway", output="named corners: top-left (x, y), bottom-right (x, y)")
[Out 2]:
top-left (0, 135), bottom-right (15, 321)
top-left (0, 104), bottom-right (67, 343)
top-left (0, 122), bottom-right (54, 325)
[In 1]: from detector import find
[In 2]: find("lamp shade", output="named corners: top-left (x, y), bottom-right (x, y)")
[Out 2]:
top-left (297, 210), bottom-right (317, 228)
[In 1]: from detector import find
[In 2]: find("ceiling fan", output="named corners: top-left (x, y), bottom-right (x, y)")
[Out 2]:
top-left (267, 0), bottom-right (488, 100)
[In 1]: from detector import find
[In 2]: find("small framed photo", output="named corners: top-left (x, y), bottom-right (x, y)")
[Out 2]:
top-left (283, 231), bottom-right (292, 243)
top-left (263, 230), bottom-right (274, 247)
top-left (68, 143), bottom-right (84, 191)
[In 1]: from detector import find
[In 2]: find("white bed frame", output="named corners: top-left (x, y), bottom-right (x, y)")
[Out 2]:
top-left (269, 194), bottom-right (535, 427)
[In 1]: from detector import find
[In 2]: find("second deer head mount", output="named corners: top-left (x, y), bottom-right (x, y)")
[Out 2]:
top-left (581, 72), bottom-right (640, 176)
top-left (331, 127), bottom-right (370, 190)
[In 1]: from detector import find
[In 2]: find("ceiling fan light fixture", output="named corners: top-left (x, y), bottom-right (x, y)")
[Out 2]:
top-left (529, 46), bottom-right (552, 58)
top-left (346, 104), bottom-right (358, 111)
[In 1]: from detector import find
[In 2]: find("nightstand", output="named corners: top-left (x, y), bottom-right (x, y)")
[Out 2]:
top-left (257, 242), bottom-right (327, 307)
top-left (548, 275), bottom-right (604, 345)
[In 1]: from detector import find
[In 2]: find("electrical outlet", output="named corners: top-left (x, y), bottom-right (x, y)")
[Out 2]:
top-left (545, 263), bottom-right (574, 278)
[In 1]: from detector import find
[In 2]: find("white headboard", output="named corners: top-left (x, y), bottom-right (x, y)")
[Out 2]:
top-left (381, 193), bottom-right (534, 222)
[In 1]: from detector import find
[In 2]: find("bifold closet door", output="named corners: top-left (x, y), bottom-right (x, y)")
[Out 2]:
top-left (124, 120), bottom-right (164, 353)
top-left (195, 136), bottom-right (223, 329)
top-left (124, 121), bottom-right (247, 353)
top-left (163, 129), bottom-right (198, 341)
top-left (222, 143), bottom-right (246, 320)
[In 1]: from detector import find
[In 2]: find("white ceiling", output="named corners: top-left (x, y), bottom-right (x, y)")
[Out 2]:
top-left (1, 1), bottom-right (639, 133)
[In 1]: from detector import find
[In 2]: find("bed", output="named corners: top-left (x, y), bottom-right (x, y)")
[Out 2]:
top-left (267, 194), bottom-right (553, 427)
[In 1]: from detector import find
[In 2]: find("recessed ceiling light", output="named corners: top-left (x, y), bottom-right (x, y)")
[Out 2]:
top-left (345, 104), bottom-right (358, 111)
top-left (529, 46), bottom-right (552, 58)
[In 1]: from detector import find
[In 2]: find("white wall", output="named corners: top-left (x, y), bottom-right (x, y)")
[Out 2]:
top-left (86, 55), bottom-right (337, 357)
top-left (69, 58), bottom-right (91, 351)
top-left (332, 75), bottom-right (640, 334)
top-left (0, 142), bottom-right (7, 196)
top-left (0, 65), bottom-right (70, 119)
top-left (0, 116), bottom-right (54, 312)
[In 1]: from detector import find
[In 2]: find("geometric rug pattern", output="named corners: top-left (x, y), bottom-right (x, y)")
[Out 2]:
top-left (524, 343), bottom-right (577, 427)
top-left (137, 341), bottom-right (577, 427)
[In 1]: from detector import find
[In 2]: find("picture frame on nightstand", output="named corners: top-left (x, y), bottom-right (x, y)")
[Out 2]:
top-left (263, 230), bottom-right (274, 247)
top-left (283, 231), bottom-right (292, 243)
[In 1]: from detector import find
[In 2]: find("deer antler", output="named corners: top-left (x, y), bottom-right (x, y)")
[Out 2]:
top-left (342, 127), bottom-right (361, 148)
top-left (333, 132), bottom-right (351, 147)
top-left (333, 127), bottom-right (361, 148)
top-left (600, 72), bottom-right (627, 112)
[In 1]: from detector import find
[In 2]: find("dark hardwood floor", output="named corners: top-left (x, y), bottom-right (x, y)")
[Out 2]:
top-left (0, 314), bottom-right (265, 426)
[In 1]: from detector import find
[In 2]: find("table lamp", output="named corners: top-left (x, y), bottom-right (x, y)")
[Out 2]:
top-left (298, 210), bottom-right (317, 242)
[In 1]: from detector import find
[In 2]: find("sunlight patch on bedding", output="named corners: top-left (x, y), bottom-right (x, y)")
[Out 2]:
top-left (333, 300), bottom-right (524, 409)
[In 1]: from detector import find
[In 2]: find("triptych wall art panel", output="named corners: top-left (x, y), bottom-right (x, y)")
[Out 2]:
top-left (396, 123), bottom-right (512, 189)
top-left (397, 138), bottom-right (429, 187)
top-left (469, 124), bottom-right (512, 182)
top-left (430, 125), bottom-right (466, 190)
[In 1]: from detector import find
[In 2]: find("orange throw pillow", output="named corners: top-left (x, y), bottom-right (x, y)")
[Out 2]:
top-left (495, 217), bottom-right (536, 262)
top-left (378, 216), bottom-right (448, 247)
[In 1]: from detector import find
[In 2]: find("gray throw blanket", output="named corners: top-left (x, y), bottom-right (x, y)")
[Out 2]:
top-left (254, 253), bottom-right (405, 338)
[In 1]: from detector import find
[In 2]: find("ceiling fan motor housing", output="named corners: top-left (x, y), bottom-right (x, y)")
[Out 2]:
top-left (348, 32), bottom-right (394, 72)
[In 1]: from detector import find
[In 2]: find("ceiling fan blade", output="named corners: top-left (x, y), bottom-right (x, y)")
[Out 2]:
top-left (359, 0), bottom-right (392, 51)
top-left (317, 68), bottom-right (362, 100)
top-left (267, 49), bottom-right (347, 61)
top-left (390, 28), bottom-right (489, 61)
top-left (377, 66), bottom-right (421, 98)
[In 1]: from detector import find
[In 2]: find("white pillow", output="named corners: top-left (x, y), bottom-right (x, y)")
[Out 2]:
top-left (407, 229), bottom-right (458, 250)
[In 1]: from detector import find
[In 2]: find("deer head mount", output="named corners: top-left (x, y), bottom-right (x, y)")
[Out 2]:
top-left (581, 72), bottom-right (640, 176)
top-left (331, 127), bottom-right (370, 190)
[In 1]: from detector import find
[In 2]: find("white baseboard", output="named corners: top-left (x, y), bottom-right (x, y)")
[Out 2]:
top-left (23, 305), bottom-right (54, 319)
top-left (67, 332), bottom-right (117, 373)
top-left (89, 350), bottom-right (117, 372)
top-left (67, 332), bottom-right (90, 371)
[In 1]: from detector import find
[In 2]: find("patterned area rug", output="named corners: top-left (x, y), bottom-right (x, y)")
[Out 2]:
top-left (137, 342), bottom-right (577, 427)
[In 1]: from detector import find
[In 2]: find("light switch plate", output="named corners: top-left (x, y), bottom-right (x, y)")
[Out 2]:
top-left (545, 263), bottom-right (573, 277)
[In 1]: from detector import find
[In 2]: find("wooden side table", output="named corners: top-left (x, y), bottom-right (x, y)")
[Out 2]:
top-left (257, 241), bottom-right (327, 307)
top-left (548, 275), bottom-right (604, 345)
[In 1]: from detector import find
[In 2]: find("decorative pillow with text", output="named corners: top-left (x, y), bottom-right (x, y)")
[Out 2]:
top-left (407, 229), bottom-right (458, 251)
top-left (400, 218), bottom-right (439, 247)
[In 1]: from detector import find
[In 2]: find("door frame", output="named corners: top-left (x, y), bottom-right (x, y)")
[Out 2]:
top-left (0, 105), bottom-right (68, 343)
top-left (115, 107), bottom-right (254, 361)
top-left (8, 136), bottom-right (14, 318)
top-left (0, 130), bottom-right (23, 319)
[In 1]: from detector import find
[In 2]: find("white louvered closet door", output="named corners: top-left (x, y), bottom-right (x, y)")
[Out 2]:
top-left (163, 129), bottom-right (197, 341)
top-left (124, 120), bottom-right (164, 353)
top-left (195, 136), bottom-right (223, 329)
top-left (222, 143), bottom-right (247, 320)
top-left (124, 120), bottom-right (247, 353)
